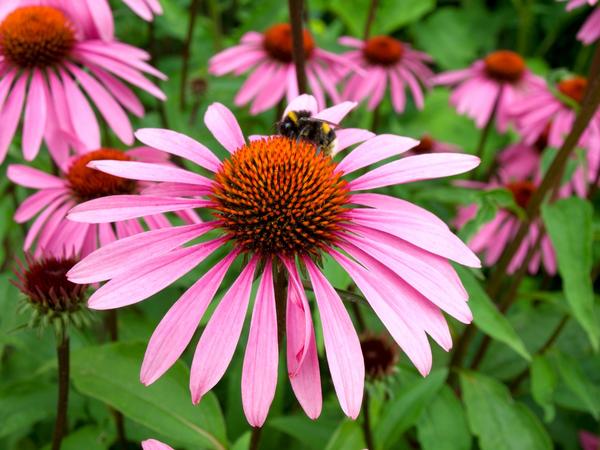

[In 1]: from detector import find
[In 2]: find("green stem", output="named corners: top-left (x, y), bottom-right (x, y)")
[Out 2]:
top-left (472, 86), bottom-right (503, 179)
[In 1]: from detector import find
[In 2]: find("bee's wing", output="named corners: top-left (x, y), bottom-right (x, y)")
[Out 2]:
top-left (317, 118), bottom-right (342, 129)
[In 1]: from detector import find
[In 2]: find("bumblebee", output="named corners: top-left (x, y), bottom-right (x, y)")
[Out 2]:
top-left (276, 110), bottom-right (338, 155)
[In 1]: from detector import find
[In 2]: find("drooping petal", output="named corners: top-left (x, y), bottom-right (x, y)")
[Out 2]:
top-left (190, 257), bottom-right (258, 404)
top-left (7, 165), bottom-right (65, 189)
top-left (141, 252), bottom-right (237, 385)
top-left (303, 257), bottom-right (364, 419)
top-left (242, 260), bottom-right (278, 427)
top-left (88, 239), bottom-right (225, 310)
top-left (141, 439), bottom-right (174, 450)
top-left (22, 69), bottom-right (47, 161)
top-left (283, 94), bottom-right (318, 118)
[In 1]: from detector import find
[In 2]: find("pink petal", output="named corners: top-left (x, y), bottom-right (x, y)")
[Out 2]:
top-left (68, 196), bottom-right (210, 223)
top-left (337, 134), bottom-right (419, 175)
top-left (349, 153), bottom-right (480, 191)
top-left (315, 101), bottom-right (357, 124)
top-left (135, 128), bottom-right (222, 172)
top-left (242, 260), bottom-right (279, 427)
top-left (141, 252), bottom-right (237, 385)
top-left (190, 258), bottom-right (259, 404)
top-left (22, 69), bottom-right (47, 161)
top-left (284, 94), bottom-right (318, 117)
top-left (141, 439), bottom-right (174, 450)
top-left (284, 259), bottom-right (322, 419)
top-left (14, 189), bottom-right (66, 222)
top-left (68, 222), bottom-right (214, 283)
top-left (88, 239), bottom-right (225, 310)
top-left (334, 128), bottom-right (376, 154)
top-left (303, 257), bottom-right (364, 419)
top-left (87, 160), bottom-right (212, 187)
top-left (204, 103), bottom-right (245, 153)
top-left (0, 74), bottom-right (27, 162)
top-left (60, 69), bottom-right (100, 150)
top-left (7, 165), bottom-right (64, 189)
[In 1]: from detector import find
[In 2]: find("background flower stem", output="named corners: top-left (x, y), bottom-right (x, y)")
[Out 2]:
top-left (288, 0), bottom-right (308, 94)
top-left (363, 0), bottom-right (379, 40)
top-left (180, 0), bottom-right (201, 111)
top-left (52, 333), bottom-right (69, 450)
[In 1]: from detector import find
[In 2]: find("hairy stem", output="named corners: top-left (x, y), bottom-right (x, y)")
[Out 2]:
top-left (287, 0), bottom-right (308, 94)
top-left (52, 333), bottom-right (69, 450)
top-left (472, 86), bottom-right (503, 179)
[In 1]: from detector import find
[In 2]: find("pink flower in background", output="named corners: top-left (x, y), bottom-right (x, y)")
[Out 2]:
top-left (8, 147), bottom-right (198, 258)
top-left (497, 129), bottom-right (549, 181)
top-left (339, 35), bottom-right (434, 112)
top-left (120, 0), bottom-right (162, 21)
top-left (456, 175), bottom-right (557, 275)
top-left (67, 95), bottom-right (480, 426)
top-left (511, 76), bottom-right (600, 196)
top-left (0, 3), bottom-right (165, 164)
top-left (563, 0), bottom-right (600, 44)
top-left (434, 50), bottom-right (544, 130)
top-left (209, 23), bottom-right (352, 114)
top-left (142, 439), bottom-right (174, 450)
top-left (580, 431), bottom-right (600, 450)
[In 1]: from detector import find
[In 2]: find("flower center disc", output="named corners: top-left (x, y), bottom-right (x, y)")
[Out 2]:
top-left (363, 36), bottom-right (404, 66)
top-left (558, 76), bottom-right (587, 104)
top-left (506, 180), bottom-right (536, 209)
top-left (20, 256), bottom-right (85, 309)
top-left (67, 149), bottom-right (137, 202)
top-left (484, 50), bottom-right (525, 83)
top-left (263, 23), bottom-right (314, 63)
top-left (211, 136), bottom-right (350, 256)
top-left (412, 135), bottom-right (435, 154)
top-left (0, 6), bottom-right (75, 68)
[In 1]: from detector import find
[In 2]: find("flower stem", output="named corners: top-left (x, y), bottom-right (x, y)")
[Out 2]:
top-left (105, 311), bottom-right (127, 448)
top-left (287, 0), bottom-right (308, 94)
top-left (52, 333), bottom-right (69, 450)
top-left (207, 0), bottom-right (223, 51)
top-left (370, 102), bottom-right (382, 134)
top-left (363, 0), bottom-right (379, 40)
top-left (486, 44), bottom-right (600, 300)
top-left (362, 389), bottom-right (375, 450)
top-left (249, 426), bottom-right (263, 450)
top-left (180, 0), bottom-right (201, 111)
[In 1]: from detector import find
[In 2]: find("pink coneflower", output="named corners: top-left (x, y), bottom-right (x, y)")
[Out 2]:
top-left (497, 128), bottom-right (549, 181)
top-left (142, 440), bottom-right (173, 450)
top-left (563, 0), bottom-right (600, 44)
top-left (8, 147), bottom-right (198, 258)
top-left (434, 50), bottom-right (543, 130)
top-left (0, 3), bottom-right (165, 164)
top-left (457, 176), bottom-right (556, 275)
top-left (67, 96), bottom-right (480, 425)
top-left (511, 76), bottom-right (600, 196)
top-left (209, 23), bottom-right (351, 114)
top-left (339, 36), bottom-right (434, 112)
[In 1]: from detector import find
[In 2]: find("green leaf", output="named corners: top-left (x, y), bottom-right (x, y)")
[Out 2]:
top-left (324, 420), bottom-right (365, 450)
top-left (0, 380), bottom-right (56, 438)
top-left (530, 355), bottom-right (557, 423)
top-left (329, 0), bottom-right (435, 37)
top-left (70, 342), bottom-right (227, 450)
top-left (549, 350), bottom-right (599, 419)
top-left (455, 266), bottom-right (531, 361)
top-left (460, 371), bottom-right (552, 450)
top-left (375, 369), bottom-right (447, 449)
top-left (417, 385), bottom-right (472, 450)
top-left (542, 198), bottom-right (598, 349)
top-left (41, 426), bottom-right (112, 450)
top-left (268, 415), bottom-right (336, 450)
